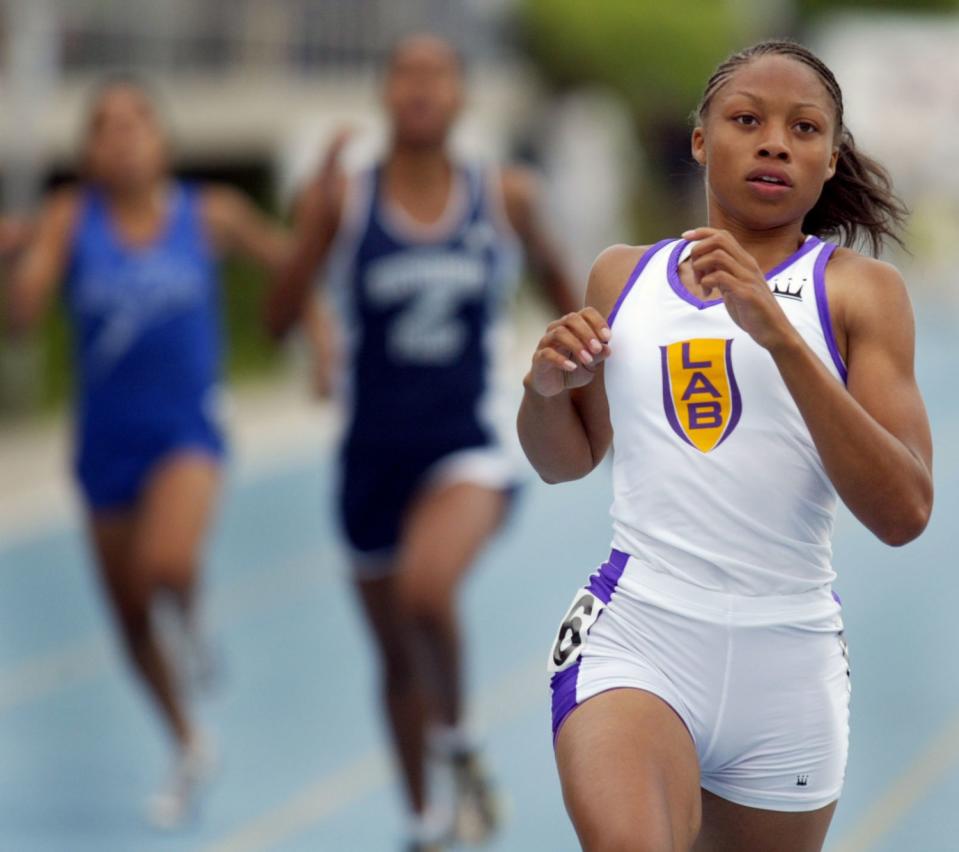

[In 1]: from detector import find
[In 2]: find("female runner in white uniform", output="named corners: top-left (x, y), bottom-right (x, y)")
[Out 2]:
top-left (518, 40), bottom-right (933, 852)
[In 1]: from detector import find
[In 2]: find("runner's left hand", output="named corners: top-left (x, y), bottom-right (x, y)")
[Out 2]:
top-left (682, 227), bottom-right (798, 352)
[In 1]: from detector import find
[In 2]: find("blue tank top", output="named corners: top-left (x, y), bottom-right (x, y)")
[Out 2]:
top-left (327, 162), bottom-right (521, 452)
top-left (64, 182), bottom-right (221, 436)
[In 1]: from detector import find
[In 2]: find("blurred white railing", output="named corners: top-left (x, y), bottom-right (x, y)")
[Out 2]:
top-left (39, 0), bottom-right (511, 76)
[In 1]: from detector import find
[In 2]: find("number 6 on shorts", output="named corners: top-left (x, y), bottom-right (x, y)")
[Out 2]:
top-left (548, 589), bottom-right (606, 674)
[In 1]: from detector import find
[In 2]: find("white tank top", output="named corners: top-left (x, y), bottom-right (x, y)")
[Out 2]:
top-left (604, 235), bottom-right (847, 604)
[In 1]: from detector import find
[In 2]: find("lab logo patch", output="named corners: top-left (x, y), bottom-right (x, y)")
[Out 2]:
top-left (660, 338), bottom-right (742, 452)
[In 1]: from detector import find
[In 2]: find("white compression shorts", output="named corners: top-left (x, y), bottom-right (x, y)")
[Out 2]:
top-left (549, 549), bottom-right (850, 812)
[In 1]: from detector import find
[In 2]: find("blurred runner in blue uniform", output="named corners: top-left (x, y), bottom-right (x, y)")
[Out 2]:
top-left (5, 78), bottom-right (290, 828)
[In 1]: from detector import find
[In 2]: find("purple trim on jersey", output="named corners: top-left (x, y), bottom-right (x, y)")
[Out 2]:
top-left (813, 242), bottom-right (848, 384)
top-left (766, 235), bottom-right (821, 279)
top-left (667, 240), bottom-right (724, 309)
top-left (668, 235), bottom-right (824, 310)
top-left (550, 664), bottom-right (581, 741)
top-left (715, 338), bottom-right (743, 449)
top-left (660, 346), bottom-right (695, 448)
top-left (585, 548), bottom-right (630, 604)
top-left (832, 589), bottom-right (842, 606)
top-left (607, 239), bottom-right (673, 327)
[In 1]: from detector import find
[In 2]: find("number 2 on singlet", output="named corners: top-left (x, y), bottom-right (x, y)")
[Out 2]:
top-left (387, 286), bottom-right (470, 365)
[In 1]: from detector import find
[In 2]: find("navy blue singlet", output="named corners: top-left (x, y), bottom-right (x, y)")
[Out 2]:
top-left (327, 162), bottom-right (521, 554)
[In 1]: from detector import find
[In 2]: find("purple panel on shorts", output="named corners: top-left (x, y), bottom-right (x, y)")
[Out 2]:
top-left (551, 549), bottom-right (630, 742)
top-left (585, 548), bottom-right (629, 605)
top-left (550, 663), bottom-right (581, 741)
top-left (832, 589), bottom-right (842, 606)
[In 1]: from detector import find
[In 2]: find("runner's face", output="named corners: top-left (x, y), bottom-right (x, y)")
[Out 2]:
top-left (85, 86), bottom-right (168, 191)
top-left (692, 55), bottom-right (840, 231)
top-left (385, 37), bottom-right (463, 148)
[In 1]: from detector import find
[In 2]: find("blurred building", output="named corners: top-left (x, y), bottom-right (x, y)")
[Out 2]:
top-left (813, 11), bottom-right (959, 299)
top-left (1, 0), bottom-right (646, 304)
top-left (0, 0), bottom-right (529, 209)
top-left (0, 0), bottom-right (648, 415)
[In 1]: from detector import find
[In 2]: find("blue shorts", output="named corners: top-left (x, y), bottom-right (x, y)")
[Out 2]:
top-left (75, 412), bottom-right (225, 511)
top-left (338, 437), bottom-right (521, 570)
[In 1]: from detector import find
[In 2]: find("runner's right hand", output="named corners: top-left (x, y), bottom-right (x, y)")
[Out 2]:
top-left (527, 307), bottom-right (612, 398)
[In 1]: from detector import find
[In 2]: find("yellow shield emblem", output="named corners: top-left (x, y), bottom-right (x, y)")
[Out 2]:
top-left (660, 338), bottom-right (742, 453)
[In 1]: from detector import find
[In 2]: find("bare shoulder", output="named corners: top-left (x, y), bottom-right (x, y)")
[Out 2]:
top-left (42, 185), bottom-right (82, 230)
top-left (586, 244), bottom-right (650, 318)
top-left (827, 247), bottom-right (912, 331)
top-left (829, 247), bottom-right (905, 290)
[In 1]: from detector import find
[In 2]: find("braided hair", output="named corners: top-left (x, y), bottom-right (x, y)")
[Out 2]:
top-left (696, 40), bottom-right (907, 256)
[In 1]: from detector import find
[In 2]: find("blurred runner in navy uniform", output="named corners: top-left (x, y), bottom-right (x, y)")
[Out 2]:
top-left (268, 34), bottom-right (578, 851)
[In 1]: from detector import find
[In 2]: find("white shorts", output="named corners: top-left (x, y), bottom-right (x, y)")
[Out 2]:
top-left (549, 549), bottom-right (850, 812)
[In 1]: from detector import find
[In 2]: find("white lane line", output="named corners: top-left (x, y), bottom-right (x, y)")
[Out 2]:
top-left (0, 547), bottom-right (339, 715)
top-left (202, 655), bottom-right (549, 852)
top-left (204, 752), bottom-right (392, 852)
top-left (830, 711), bottom-right (959, 852)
